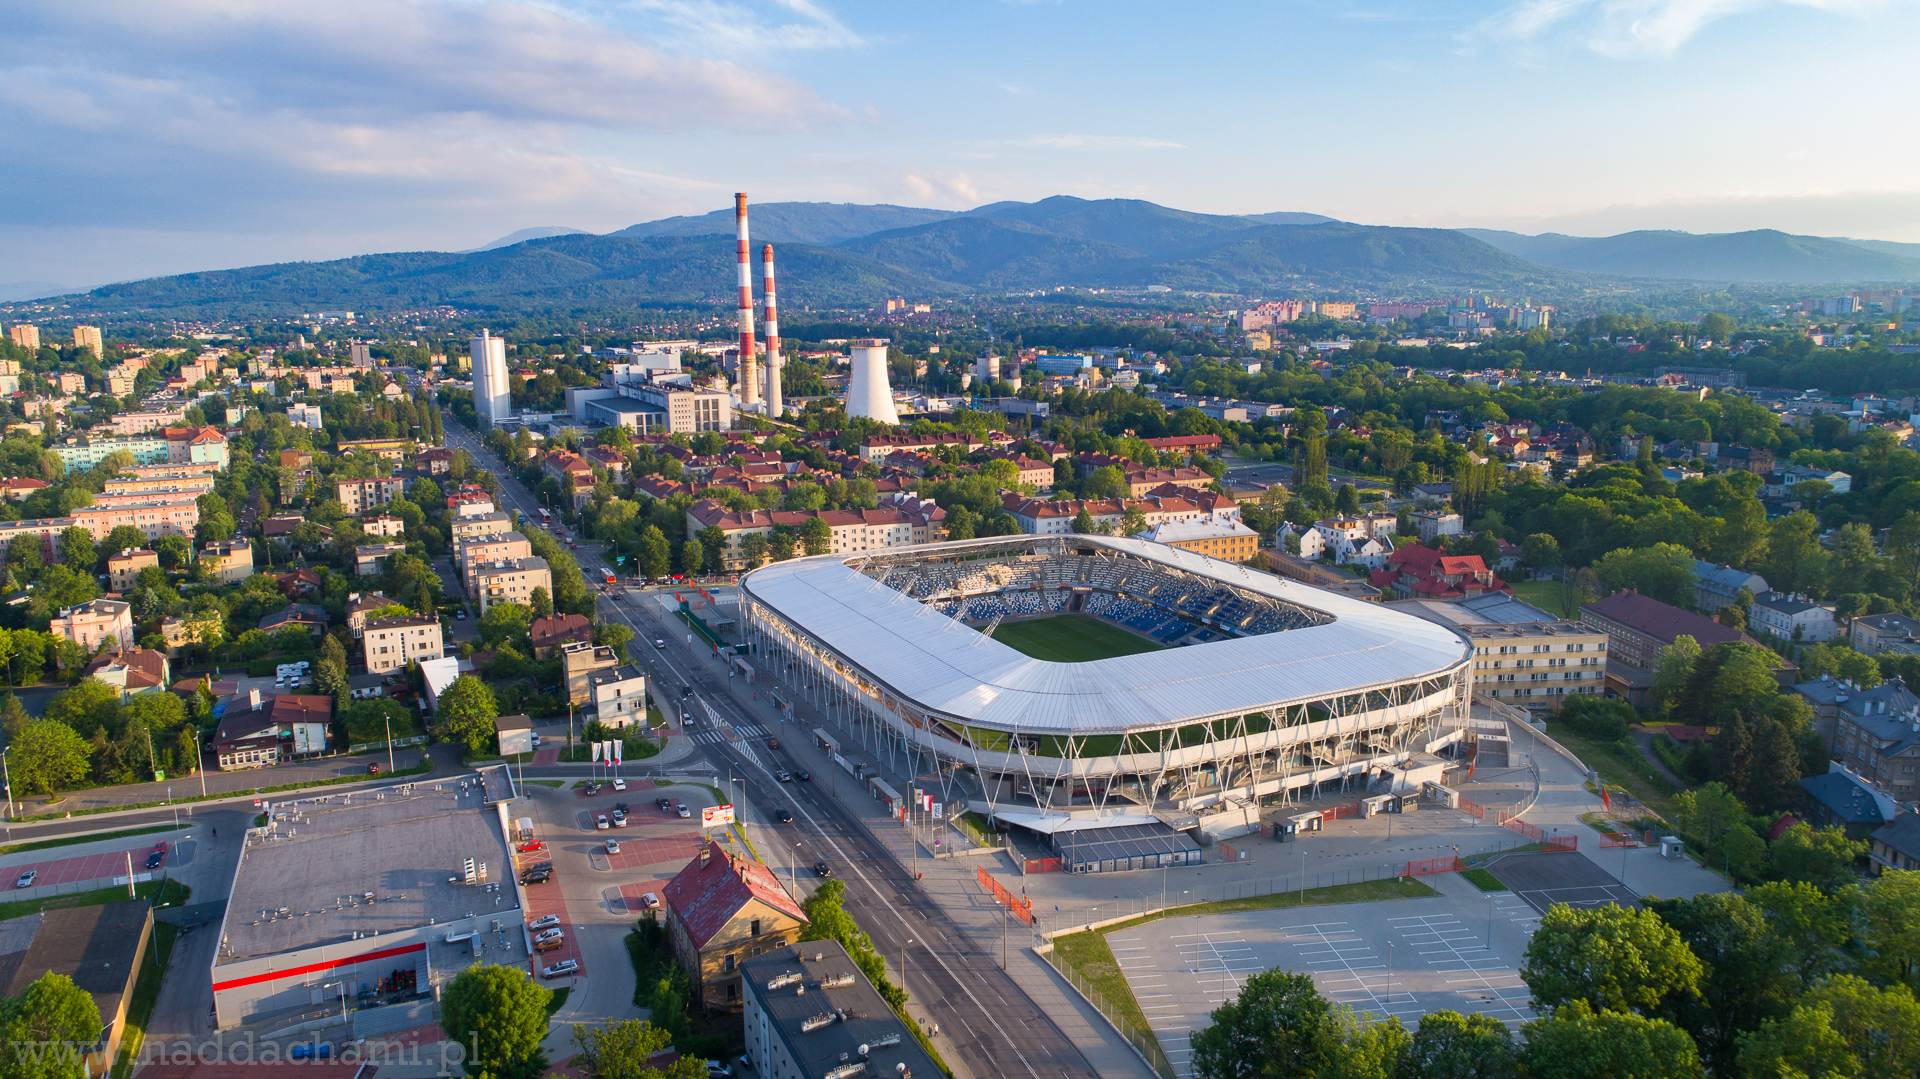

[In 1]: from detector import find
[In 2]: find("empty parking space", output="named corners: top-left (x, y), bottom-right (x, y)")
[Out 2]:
top-left (6, 844), bottom-right (169, 889)
top-left (1488, 853), bottom-right (1639, 916)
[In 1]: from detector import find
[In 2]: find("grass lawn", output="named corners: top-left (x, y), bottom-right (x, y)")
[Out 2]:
top-left (0, 822), bottom-right (189, 857)
top-left (1544, 718), bottom-right (1683, 816)
top-left (1049, 877), bottom-right (1437, 1060)
top-left (1505, 579), bottom-right (1591, 618)
top-left (1461, 868), bottom-right (1508, 891)
top-left (0, 878), bottom-right (191, 924)
top-left (988, 614), bottom-right (1164, 664)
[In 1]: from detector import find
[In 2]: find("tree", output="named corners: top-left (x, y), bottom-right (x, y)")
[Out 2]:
top-left (57, 527), bottom-right (94, 574)
top-left (1333, 482), bottom-right (1360, 516)
top-left (738, 533), bottom-right (769, 569)
top-left (1746, 881), bottom-right (1853, 992)
top-left (1518, 1001), bottom-right (1702, 1079)
top-left (1189, 970), bottom-right (1344, 1079)
top-left (1520, 533), bottom-right (1562, 577)
top-left (1855, 869), bottom-right (1920, 992)
top-left (1767, 823), bottom-right (1867, 891)
top-left (98, 526), bottom-right (147, 566)
top-left (638, 525), bottom-right (671, 580)
top-left (1519, 905), bottom-right (1702, 1021)
top-left (436, 676), bottom-right (499, 755)
top-left (594, 622), bottom-right (634, 662)
top-left (946, 505), bottom-right (976, 541)
top-left (571, 1018), bottom-right (704, 1079)
top-left (1555, 696), bottom-right (1635, 742)
top-left (1765, 510), bottom-right (1829, 597)
top-left (1643, 891), bottom-right (1790, 1074)
top-left (43, 679), bottom-right (122, 738)
top-left (0, 972), bottom-right (105, 1079)
top-left (528, 586), bottom-right (553, 620)
top-left (1651, 635), bottom-right (1700, 717)
top-left (1404, 1010), bottom-right (1517, 1079)
top-left (1591, 543), bottom-right (1694, 608)
top-left (800, 516), bottom-right (832, 556)
top-left (1736, 976), bottom-right (1920, 1079)
top-left (6, 719), bottom-right (92, 795)
top-left (438, 964), bottom-right (551, 1079)
top-left (1071, 507), bottom-right (1095, 534)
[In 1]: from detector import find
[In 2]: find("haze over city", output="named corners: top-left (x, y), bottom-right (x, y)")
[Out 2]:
top-left (8, 0), bottom-right (1920, 288)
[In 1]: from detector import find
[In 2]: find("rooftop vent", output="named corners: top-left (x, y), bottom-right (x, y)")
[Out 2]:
top-left (767, 972), bottom-right (803, 991)
top-left (802, 1013), bottom-right (839, 1034)
top-left (824, 1065), bottom-right (867, 1079)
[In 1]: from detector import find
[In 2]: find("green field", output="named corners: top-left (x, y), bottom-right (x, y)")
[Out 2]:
top-left (987, 614), bottom-right (1164, 663)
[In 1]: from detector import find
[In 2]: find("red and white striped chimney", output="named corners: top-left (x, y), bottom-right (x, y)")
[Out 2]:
top-left (735, 192), bottom-right (758, 406)
top-left (762, 243), bottom-right (782, 418)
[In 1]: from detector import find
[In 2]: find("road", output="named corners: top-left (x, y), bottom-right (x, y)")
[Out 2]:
top-left (445, 415), bottom-right (1102, 1079)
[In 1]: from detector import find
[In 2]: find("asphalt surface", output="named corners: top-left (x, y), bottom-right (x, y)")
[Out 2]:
top-left (445, 416), bottom-right (1102, 1079)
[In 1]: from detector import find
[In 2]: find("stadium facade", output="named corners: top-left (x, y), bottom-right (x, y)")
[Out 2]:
top-left (739, 536), bottom-right (1473, 818)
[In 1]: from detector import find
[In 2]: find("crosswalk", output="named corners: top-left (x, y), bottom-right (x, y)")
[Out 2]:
top-left (686, 720), bottom-right (770, 746)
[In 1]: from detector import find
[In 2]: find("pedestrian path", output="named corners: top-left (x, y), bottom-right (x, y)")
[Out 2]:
top-left (685, 720), bottom-right (769, 747)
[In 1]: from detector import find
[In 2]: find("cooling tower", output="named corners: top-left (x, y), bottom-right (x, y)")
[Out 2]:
top-left (846, 338), bottom-right (898, 424)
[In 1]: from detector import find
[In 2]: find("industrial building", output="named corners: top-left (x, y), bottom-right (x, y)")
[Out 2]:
top-left (209, 767), bottom-right (520, 1030)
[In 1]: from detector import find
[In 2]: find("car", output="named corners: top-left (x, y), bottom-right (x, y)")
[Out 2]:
top-left (656, 797), bottom-right (674, 812)
top-left (681, 685), bottom-right (693, 699)
top-left (639, 892), bottom-right (660, 911)
top-left (289, 1043), bottom-right (333, 1060)
top-left (612, 778), bottom-right (626, 792)
top-left (530, 733), bottom-right (541, 748)
top-left (614, 801), bottom-right (629, 812)
top-left (535, 936), bottom-right (565, 953)
top-left (585, 782), bottom-right (600, 795)
top-left (653, 639), bottom-right (666, 650)
top-left (520, 870), bottom-right (552, 885)
top-left (14, 871), bottom-right (34, 889)
top-left (776, 770), bottom-right (792, 783)
top-left (795, 769), bottom-right (811, 782)
top-left (542, 960), bottom-right (579, 979)
top-left (456, 609), bottom-right (466, 619)
top-left (529, 914), bottom-right (561, 931)
top-left (368, 762), bottom-right (382, 775)
top-left (604, 838), bottom-right (620, 854)
top-left (766, 738), bottom-right (780, 749)
top-left (569, 543), bottom-right (579, 550)
top-left (611, 809), bottom-right (626, 826)
top-left (596, 814), bottom-right (609, 830)
top-left (527, 861), bottom-right (554, 873)
top-left (534, 928), bottom-right (565, 944)
top-left (676, 803), bottom-right (691, 819)
top-left (146, 847), bottom-right (165, 870)
top-left (813, 861), bottom-right (833, 878)
top-left (775, 809), bottom-right (793, 823)
top-left (706, 1063), bottom-right (733, 1078)
top-left (517, 841), bottom-right (546, 854)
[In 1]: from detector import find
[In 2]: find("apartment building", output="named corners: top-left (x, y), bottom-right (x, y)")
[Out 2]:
top-left (107, 548), bottom-right (158, 593)
top-left (1580, 589), bottom-right (1782, 707)
top-left (360, 514), bottom-right (404, 538)
top-left (1133, 519), bottom-right (1259, 562)
top-left (684, 499), bottom-right (947, 570)
top-left (1748, 591), bottom-right (1838, 642)
top-left (106, 411), bottom-right (185, 436)
top-left (454, 532), bottom-right (533, 582)
top-left (588, 664), bottom-right (648, 727)
top-left (1850, 612), bottom-right (1920, 658)
top-left (52, 599), bottom-right (134, 651)
top-left (354, 542), bottom-right (407, 576)
top-left (563, 641), bottom-right (620, 705)
top-left (363, 615), bottom-right (443, 674)
top-left (450, 511), bottom-right (515, 540)
top-left (73, 499), bottom-right (199, 541)
top-left (335, 477), bottom-right (405, 514)
top-left (468, 557), bottom-right (551, 613)
top-left (201, 539), bottom-right (255, 586)
top-left (1389, 594), bottom-right (1609, 710)
top-left (51, 438), bottom-right (172, 470)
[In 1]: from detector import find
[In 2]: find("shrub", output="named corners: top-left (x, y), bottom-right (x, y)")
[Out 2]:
top-left (1559, 696), bottom-right (1637, 742)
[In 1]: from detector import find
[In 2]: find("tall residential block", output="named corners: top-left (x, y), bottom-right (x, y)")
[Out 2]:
top-left (470, 329), bottom-right (510, 426)
top-left (8, 325), bottom-right (39, 349)
top-left (74, 326), bottom-right (104, 356)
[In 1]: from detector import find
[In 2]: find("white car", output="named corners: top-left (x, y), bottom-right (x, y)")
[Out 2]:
top-left (596, 814), bottom-right (609, 830)
top-left (639, 892), bottom-right (660, 911)
top-left (605, 838), bottom-right (620, 854)
top-left (612, 778), bottom-right (626, 792)
top-left (529, 914), bottom-right (561, 931)
top-left (534, 928), bottom-right (565, 945)
top-left (542, 960), bottom-right (579, 979)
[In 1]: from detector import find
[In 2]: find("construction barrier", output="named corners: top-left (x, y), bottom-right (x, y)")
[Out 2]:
top-left (1024, 857), bottom-right (1063, 875)
top-left (1548, 834), bottom-right (1579, 851)
top-left (1327, 803), bottom-right (1363, 820)
top-left (978, 866), bottom-right (1035, 923)
top-left (1499, 812), bottom-right (1545, 842)
top-left (1599, 831), bottom-right (1640, 848)
top-left (1458, 798), bottom-right (1487, 819)
top-left (1401, 855), bottom-right (1465, 877)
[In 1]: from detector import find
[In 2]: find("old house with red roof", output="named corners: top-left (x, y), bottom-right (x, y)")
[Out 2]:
top-left (1369, 544), bottom-right (1509, 601)
top-left (663, 844), bottom-right (808, 1009)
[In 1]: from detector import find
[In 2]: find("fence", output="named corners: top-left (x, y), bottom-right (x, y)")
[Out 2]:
top-left (347, 735), bottom-right (429, 754)
top-left (1024, 857), bottom-right (1063, 875)
top-left (1598, 832), bottom-right (1641, 848)
top-left (949, 812), bottom-right (1006, 850)
top-left (976, 866), bottom-right (1034, 924)
top-left (1038, 947), bottom-right (1177, 1079)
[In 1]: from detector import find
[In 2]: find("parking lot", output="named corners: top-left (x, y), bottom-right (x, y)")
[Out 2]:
top-left (1109, 875), bottom-right (1540, 1076)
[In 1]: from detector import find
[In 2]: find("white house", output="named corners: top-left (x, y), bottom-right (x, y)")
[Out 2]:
top-left (1749, 591), bottom-right (1838, 643)
top-left (1333, 533), bottom-right (1395, 569)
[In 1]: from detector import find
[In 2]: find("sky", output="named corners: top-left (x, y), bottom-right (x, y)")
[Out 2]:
top-left (8, 0), bottom-right (1920, 292)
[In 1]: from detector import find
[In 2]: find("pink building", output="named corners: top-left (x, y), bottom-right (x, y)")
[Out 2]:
top-left (51, 599), bottom-right (134, 651)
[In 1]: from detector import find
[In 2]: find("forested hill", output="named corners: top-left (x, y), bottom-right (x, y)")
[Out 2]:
top-left (1461, 227), bottom-right (1920, 283)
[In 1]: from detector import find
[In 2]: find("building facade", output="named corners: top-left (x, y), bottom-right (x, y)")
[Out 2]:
top-left (363, 615), bottom-right (444, 673)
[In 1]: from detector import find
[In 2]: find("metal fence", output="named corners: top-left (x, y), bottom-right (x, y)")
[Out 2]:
top-left (1039, 946), bottom-right (1177, 1079)
top-left (347, 735), bottom-right (429, 754)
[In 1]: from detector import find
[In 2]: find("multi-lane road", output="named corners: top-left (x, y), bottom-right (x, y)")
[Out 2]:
top-left (440, 418), bottom-right (1103, 1079)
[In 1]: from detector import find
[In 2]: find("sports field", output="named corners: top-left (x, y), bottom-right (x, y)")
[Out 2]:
top-left (987, 614), bottom-right (1165, 663)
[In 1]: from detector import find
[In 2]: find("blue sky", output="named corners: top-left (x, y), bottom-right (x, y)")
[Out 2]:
top-left (7, 0), bottom-right (1920, 289)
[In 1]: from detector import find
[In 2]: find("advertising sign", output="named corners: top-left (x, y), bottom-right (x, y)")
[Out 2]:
top-left (701, 804), bottom-right (736, 827)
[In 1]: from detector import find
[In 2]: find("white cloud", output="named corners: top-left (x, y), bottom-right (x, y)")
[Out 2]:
top-left (978, 134), bottom-right (1185, 153)
top-left (1476, 0), bottom-right (1900, 55)
top-left (628, 0), bottom-right (865, 52)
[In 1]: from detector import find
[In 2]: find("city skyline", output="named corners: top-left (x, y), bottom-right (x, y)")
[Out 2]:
top-left (6, 0), bottom-right (1919, 290)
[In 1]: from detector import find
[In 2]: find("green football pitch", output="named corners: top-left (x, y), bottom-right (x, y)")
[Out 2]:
top-left (985, 614), bottom-right (1165, 663)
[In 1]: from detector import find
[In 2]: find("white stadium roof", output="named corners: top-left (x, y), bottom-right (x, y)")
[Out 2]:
top-left (741, 537), bottom-right (1470, 734)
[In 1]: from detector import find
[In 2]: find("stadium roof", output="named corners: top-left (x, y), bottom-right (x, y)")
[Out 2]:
top-left (741, 536), bottom-right (1470, 734)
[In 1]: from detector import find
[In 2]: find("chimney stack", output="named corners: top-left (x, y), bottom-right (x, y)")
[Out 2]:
top-left (763, 243), bottom-right (783, 418)
top-left (735, 193), bottom-right (759, 407)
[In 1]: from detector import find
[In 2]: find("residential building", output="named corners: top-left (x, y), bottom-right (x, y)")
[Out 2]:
top-left (455, 532), bottom-right (533, 582)
top-left (449, 511), bottom-right (514, 541)
top-left (588, 664), bottom-right (648, 727)
top-left (1850, 612), bottom-right (1920, 658)
top-left (159, 612), bottom-right (223, 654)
top-left (345, 592), bottom-right (399, 638)
top-left (418, 448), bottom-right (455, 475)
top-left (563, 642), bottom-right (621, 705)
top-left (51, 599), bottom-right (134, 651)
top-left (336, 439), bottom-right (415, 461)
top-left (163, 425), bottom-right (229, 468)
top-left (1580, 589), bottom-right (1780, 707)
top-left (1002, 491), bottom-right (1237, 537)
top-left (1690, 561), bottom-right (1768, 616)
top-left (1369, 544), bottom-right (1508, 601)
top-left (740, 940), bottom-right (943, 1079)
top-left (51, 438), bottom-right (171, 470)
top-left (8, 325), bottom-right (38, 349)
top-left (529, 614), bottom-right (593, 659)
top-left (335, 477), bottom-right (404, 514)
top-left (277, 449), bottom-right (314, 469)
top-left (1718, 445), bottom-right (1775, 475)
top-left (468, 556), bottom-right (551, 613)
top-left (663, 843), bottom-right (809, 1009)
top-left (0, 477), bottom-right (48, 502)
top-left (1748, 591), bottom-right (1837, 642)
top-left (1799, 765), bottom-right (1897, 839)
top-left (74, 325), bottom-right (103, 356)
top-left (363, 614), bottom-right (443, 673)
top-left (1132, 519), bottom-right (1259, 562)
top-left (1869, 813), bottom-right (1920, 874)
top-left (201, 539), bottom-right (255, 586)
top-left (1392, 597), bottom-right (1607, 709)
top-left (1825, 678), bottom-right (1920, 801)
top-left (84, 648), bottom-right (171, 699)
top-left (105, 411), bottom-right (184, 436)
top-left (107, 548), bottom-right (158, 593)
top-left (1122, 467), bottom-right (1211, 497)
top-left (354, 542), bottom-right (406, 576)
top-left (259, 604), bottom-right (329, 637)
top-left (1411, 510), bottom-right (1464, 543)
top-left (541, 450), bottom-right (597, 509)
top-left (360, 514), bottom-right (404, 538)
top-left (685, 501), bottom-right (946, 570)
top-left (1783, 464), bottom-right (1851, 495)
top-left (288, 403), bottom-right (323, 429)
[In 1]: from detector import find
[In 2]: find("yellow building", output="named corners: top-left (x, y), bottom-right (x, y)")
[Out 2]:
top-left (74, 325), bottom-right (104, 356)
top-left (1133, 519), bottom-right (1260, 562)
top-left (663, 844), bottom-right (809, 1009)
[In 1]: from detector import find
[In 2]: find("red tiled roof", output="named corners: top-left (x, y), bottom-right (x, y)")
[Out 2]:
top-left (529, 614), bottom-right (592, 649)
top-left (1582, 590), bottom-right (1753, 650)
top-left (663, 845), bottom-right (807, 950)
top-left (269, 694), bottom-right (332, 722)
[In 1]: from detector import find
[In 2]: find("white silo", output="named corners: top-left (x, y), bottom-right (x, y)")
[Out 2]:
top-left (846, 338), bottom-right (899, 423)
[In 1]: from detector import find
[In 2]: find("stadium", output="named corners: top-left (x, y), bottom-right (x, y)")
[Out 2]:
top-left (739, 536), bottom-right (1474, 846)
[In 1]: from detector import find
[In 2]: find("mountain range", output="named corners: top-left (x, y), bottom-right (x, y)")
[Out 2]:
top-left (38, 197), bottom-right (1920, 318)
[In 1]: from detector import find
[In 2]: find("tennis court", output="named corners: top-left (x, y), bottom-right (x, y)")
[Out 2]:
top-left (1488, 852), bottom-right (1640, 915)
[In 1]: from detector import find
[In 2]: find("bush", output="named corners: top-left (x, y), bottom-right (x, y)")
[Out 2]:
top-left (1559, 696), bottom-right (1637, 742)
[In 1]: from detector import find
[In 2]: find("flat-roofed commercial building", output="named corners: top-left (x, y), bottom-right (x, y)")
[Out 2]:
top-left (741, 940), bottom-right (942, 1079)
top-left (209, 767), bottom-right (518, 1028)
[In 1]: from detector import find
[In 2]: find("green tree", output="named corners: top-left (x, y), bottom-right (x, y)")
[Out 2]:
top-left (571, 1018), bottom-right (704, 1079)
top-left (1764, 510), bottom-right (1829, 597)
top-left (638, 525), bottom-right (672, 580)
top-left (57, 527), bottom-right (94, 574)
top-left (1071, 507), bottom-right (1095, 534)
top-left (1518, 1001), bottom-right (1701, 1079)
top-left (1333, 482), bottom-right (1360, 516)
top-left (1736, 976), bottom-right (1920, 1079)
top-left (593, 621), bottom-right (634, 662)
top-left (1767, 823), bottom-right (1868, 891)
top-left (43, 679), bottom-right (122, 738)
top-left (438, 964), bottom-right (552, 1079)
top-left (946, 505), bottom-right (976, 541)
top-left (1855, 869), bottom-right (1920, 992)
top-left (527, 586), bottom-right (553, 621)
top-left (0, 972), bottom-right (105, 1079)
top-left (1795, 642), bottom-right (1881, 688)
top-left (800, 516), bottom-right (832, 556)
top-left (738, 533), bottom-right (769, 569)
top-left (1651, 635), bottom-right (1700, 717)
top-left (1190, 969), bottom-right (1344, 1079)
top-left (1520, 533), bottom-right (1562, 576)
top-left (436, 676), bottom-right (500, 755)
top-left (1643, 891), bottom-right (1790, 1075)
top-left (1403, 1010), bottom-right (1516, 1079)
top-left (1591, 543), bottom-right (1695, 608)
top-left (1519, 905), bottom-right (1702, 1021)
top-left (5, 719), bottom-right (92, 795)
top-left (1746, 881), bottom-right (1853, 992)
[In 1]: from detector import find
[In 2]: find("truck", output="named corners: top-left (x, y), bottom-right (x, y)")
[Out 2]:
top-left (514, 817), bottom-right (535, 843)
